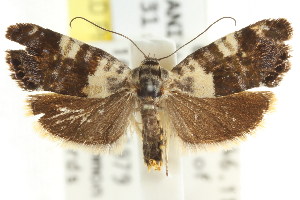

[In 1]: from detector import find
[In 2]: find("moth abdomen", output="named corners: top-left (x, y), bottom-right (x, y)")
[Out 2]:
top-left (140, 98), bottom-right (164, 170)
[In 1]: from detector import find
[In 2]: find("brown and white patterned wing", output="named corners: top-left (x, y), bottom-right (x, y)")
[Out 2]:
top-left (171, 19), bottom-right (292, 97)
top-left (27, 90), bottom-right (135, 152)
top-left (163, 91), bottom-right (274, 148)
top-left (6, 23), bottom-right (130, 98)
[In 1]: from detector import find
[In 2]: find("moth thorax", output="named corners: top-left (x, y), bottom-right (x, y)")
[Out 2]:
top-left (138, 77), bottom-right (162, 98)
top-left (135, 60), bottom-right (169, 98)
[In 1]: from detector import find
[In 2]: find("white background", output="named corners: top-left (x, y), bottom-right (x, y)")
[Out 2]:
top-left (0, 0), bottom-right (300, 200)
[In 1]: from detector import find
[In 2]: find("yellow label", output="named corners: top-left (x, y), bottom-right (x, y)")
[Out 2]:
top-left (68, 0), bottom-right (112, 41)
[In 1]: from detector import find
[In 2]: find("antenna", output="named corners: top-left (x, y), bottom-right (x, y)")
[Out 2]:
top-left (70, 16), bottom-right (148, 58)
top-left (157, 16), bottom-right (236, 61)
top-left (70, 16), bottom-right (236, 61)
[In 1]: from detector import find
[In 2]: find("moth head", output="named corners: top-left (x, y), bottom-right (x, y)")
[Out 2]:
top-left (141, 58), bottom-right (160, 66)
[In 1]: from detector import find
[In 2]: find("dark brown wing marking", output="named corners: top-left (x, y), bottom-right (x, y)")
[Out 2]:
top-left (164, 91), bottom-right (274, 147)
top-left (6, 23), bottom-right (130, 97)
top-left (27, 90), bottom-right (135, 151)
top-left (172, 18), bottom-right (292, 97)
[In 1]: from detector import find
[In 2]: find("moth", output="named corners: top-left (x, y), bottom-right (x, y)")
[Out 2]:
top-left (6, 18), bottom-right (292, 172)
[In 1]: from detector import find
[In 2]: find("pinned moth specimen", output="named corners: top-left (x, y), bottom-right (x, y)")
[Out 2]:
top-left (6, 17), bottom-right (292, 172)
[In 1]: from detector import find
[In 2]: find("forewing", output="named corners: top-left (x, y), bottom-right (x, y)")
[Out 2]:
top-left (6, 23), bottom-right (130, 97)
top-left (27, 90), bottom-right (135, 152)
top-left (164, 91), bottom-right (274, 148)
top-left (171, 19), bottom-right (292, 97)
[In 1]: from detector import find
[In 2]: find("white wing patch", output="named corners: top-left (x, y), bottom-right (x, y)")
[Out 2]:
top-left (251, 23), bottom-right (271, 37)
top-left (59, 35), bottom-right (82, 59)
top-left (28, 25), bottom-right (38, 35)
top-left (83, 58), bottom-right (130, 98)
top-left (170, 59), bottom-right (215, 98)
top-left (215, 33), bottom-right (239, 57)
top-left (49, 107), bottom-right (92, 125)
top-left (188, 60), bottom-right (215, 97)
